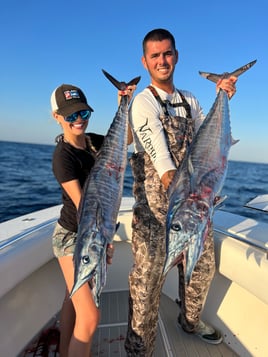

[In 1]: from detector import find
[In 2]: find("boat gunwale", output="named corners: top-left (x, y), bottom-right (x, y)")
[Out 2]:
top-left (214, 226), bottom-right (268, 258)
top-left (0, 218), bottom-right (58, 251)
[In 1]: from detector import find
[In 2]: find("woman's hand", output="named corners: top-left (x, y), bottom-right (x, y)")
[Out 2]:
top-left (118, 85), bottom-right (137, 145)
top-left (118, 84), bottom-right (137, 105)
top-left (106, 243), bottom-right (114, 264)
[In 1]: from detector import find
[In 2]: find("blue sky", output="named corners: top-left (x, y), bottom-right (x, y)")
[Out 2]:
top-left (0, 0), bottom-right (267, 163)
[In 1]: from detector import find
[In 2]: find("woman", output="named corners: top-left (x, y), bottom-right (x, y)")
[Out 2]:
top-left (51, 83), bottom-right (134, 356)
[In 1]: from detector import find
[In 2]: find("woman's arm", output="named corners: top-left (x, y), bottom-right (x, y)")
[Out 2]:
top-left (61, 179), bottom-right (82, 210)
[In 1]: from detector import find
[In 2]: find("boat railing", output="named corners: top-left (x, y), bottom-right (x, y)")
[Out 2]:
top-left (214, 226), bottom-right (268, 259)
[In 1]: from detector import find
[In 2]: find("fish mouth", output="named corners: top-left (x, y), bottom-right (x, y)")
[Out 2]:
top-left (70, 268), bottom-right (96, 298)
top-left (69, 278), bottom-right (86, 297)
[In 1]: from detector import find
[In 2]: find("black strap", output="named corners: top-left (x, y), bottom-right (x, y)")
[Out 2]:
top-left (148, 85), bottom-right (192, 118)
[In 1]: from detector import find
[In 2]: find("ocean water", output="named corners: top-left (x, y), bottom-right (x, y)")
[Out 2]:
top-left (0, 140), bottom-right (268, 224)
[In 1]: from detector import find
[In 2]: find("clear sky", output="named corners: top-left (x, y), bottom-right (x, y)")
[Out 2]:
top-left (0, 0), bottom-right (267, 163)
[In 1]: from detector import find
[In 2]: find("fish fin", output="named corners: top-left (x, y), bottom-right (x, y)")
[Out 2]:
top-left (214, 195), bottom-right (227, 208)
top-left (199, 59), bottom-right (257, 84)
top-left (198, 71), bottom-right (221, 84)
top-left (232, 138), bottom-right (240, 146)
top-left (102, 70), bottom-right (123, 90)
top-left (102, 69), bottom-right (141, 91)
top-left (127, 76), bottom-right (141, 86)
top-left (115, 221), bottom-right (120, 232)
top-left (230, 59), bottom-right (257, 77)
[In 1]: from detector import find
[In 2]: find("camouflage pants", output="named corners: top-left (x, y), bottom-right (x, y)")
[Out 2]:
top-left (125, 152), bottom-right (215, 356)
top-left (125, 203), bottom-right (166, 356)
top-left (124, 208), bottom-right (215, 356)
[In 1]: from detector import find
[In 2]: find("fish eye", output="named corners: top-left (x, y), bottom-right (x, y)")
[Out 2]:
top-left (171, 223), bottom-right (181, 232)
top-left (82, 255), bottom-right (90, 264)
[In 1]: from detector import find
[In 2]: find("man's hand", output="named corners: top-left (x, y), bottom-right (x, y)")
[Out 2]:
top-left (161, 169), bottom-right (176, 191)
top-left (216, 75), bottom-right (237, 99)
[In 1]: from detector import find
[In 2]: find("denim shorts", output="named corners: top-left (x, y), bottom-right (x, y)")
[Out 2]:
top-left (52, 222), bottom-right (77, 257)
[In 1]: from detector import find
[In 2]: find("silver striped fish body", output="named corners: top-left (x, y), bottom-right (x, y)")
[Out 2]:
top-left (164, 90), bottom-right (235, 282)
top-left (70, 94), bottom-right (129, 306)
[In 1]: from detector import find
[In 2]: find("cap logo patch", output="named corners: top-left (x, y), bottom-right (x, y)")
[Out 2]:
top-left (64, 90), bottom-right (80, 101)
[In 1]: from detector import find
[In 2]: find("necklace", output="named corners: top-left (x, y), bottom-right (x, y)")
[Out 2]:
top-left (62, 135), bottom-right (97, 158)
top-left (63, 136), bottom-right (86, 150)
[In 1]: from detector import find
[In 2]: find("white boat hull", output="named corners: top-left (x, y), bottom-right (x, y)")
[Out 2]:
top-left (0, 197), bottom-right (268, 356)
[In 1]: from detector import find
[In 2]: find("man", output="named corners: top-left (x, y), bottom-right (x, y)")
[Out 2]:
top-left (125, 28), bottom-right (237, 356)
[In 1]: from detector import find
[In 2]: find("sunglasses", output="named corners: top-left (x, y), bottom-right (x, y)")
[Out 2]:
top-left (64, 110), bottom-right (91, 123)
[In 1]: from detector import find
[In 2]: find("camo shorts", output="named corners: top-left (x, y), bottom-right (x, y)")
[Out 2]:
top-left (52, 222), bottom-right (77, 257)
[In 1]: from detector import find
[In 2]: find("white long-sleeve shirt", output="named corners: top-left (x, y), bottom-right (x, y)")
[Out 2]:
top-left (129, 85), bottom-right (205, 179)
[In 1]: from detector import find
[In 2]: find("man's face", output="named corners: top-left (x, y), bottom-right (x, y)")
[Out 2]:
top-left (142, 39), bottom-right (178, 87)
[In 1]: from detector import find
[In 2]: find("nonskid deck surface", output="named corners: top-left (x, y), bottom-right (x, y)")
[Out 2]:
top-left (20, 290), bottom-right (238, 356)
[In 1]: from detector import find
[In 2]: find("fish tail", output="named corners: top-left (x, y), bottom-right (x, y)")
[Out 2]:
top-left (127, 76), bottom-right (141, 86)
top-left (230, 59), bottom-right (257, 78)
top-left (102, 69), bottom-right (141, 91)
top-left (199, 59), bottom-right (257, 84)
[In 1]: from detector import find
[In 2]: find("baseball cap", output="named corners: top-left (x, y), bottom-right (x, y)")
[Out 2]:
top-left (50, 84), bottom-right (94, 117)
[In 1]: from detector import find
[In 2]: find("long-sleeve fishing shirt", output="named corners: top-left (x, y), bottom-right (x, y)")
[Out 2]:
top-left (129, 85), bottom-right (205, 179)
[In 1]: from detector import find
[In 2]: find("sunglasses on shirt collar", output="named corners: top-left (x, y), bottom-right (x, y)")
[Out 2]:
top-left (64, 110), bottom-right (91, 123)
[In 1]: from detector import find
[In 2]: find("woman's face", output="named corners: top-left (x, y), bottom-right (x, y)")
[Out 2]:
top-left (53, 111), bottom-right (89, 136)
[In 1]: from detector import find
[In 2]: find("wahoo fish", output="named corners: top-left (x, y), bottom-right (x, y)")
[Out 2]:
top-left (164, 60), bottom-right (256, 282)
top-left (70, 71), bottom-right (141, 306)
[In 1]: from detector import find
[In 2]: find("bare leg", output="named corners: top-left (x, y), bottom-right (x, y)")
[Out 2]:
top-left (59, 288), bottom-right (75, 357)
top-left (58, 256), bottom-right (100, 357)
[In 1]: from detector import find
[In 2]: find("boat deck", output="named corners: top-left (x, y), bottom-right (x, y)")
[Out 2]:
top-left (21, 290), bottom-right (238, 356)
